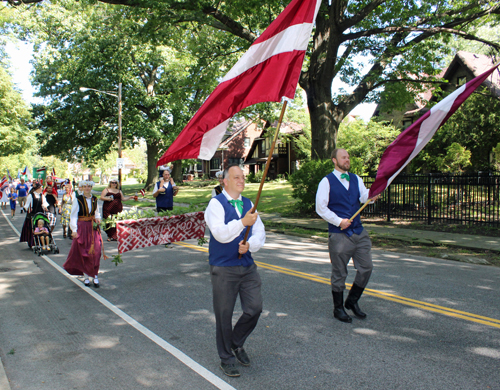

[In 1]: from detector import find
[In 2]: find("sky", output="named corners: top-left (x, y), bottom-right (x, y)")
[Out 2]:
top-left (6, 39), bottom-right (377, 121)
top-left (6, 40), bottom-right (38, 104)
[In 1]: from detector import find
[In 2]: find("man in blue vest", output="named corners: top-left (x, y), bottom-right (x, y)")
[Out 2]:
top-left (204, 164), bottom-right (265, 378)
top-left (316, 149), bottom-right (379, 323)
top-left (153, 168), bottom-right (178, 212)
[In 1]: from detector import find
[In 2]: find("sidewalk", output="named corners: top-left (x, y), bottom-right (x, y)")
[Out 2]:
top-left (258, 213), bottom-right (500, 253)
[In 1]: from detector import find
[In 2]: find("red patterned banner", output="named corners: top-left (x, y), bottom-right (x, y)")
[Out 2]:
top-left (116, 211), bottom-right (206, 254)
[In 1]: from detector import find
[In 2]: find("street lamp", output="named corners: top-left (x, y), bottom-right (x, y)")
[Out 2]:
top-left (79, 83), bottom-right (123, 189)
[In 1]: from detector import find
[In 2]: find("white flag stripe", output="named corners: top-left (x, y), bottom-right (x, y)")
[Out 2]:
top-left (221, 23), bottom-right (314, 83)
top-left (199, 119), bottom-right (231, 160)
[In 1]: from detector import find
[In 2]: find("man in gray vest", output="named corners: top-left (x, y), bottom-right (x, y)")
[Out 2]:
top-left (204, 165), bottom-right (265, 377)
top-left (316, 149), bottom-right (379, 323)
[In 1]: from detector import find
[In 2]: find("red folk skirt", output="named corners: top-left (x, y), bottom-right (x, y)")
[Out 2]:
top-left (63, 220), bottom-right (102, 277)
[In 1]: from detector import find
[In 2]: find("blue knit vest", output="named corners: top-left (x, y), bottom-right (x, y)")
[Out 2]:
top-left (326, 172), bottom-right (363, 237)
top-left (155, 181), bottom-right (173, 208)
top-left (209, 193), bottom-right (254, 267)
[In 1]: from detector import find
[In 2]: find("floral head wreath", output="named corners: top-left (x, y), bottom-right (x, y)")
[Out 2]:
top-left (78, 180), bottom-right (95, 187)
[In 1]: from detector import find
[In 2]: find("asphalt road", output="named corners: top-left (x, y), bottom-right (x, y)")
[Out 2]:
top-left (1, 207), bottom-right (500, 390)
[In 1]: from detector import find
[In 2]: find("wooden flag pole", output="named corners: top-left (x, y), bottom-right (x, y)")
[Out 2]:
top-left (348, 199), bottom-right (372, 223)
top-left (239, 100), bottom-right (288, 255)
top-left (341, 197), bottom-right (377, 230)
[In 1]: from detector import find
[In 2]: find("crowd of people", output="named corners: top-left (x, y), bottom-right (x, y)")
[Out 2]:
top-left (7, 154), bottom-right (378, 379)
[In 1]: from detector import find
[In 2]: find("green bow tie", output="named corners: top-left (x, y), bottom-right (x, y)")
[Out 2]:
top-left (340, 173), bottom-right (350, 181)
top-left (229, 199), bottom-right (244, 214)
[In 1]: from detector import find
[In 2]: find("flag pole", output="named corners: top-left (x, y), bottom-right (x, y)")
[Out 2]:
top-left (239, 100), bottom-right (288, 253)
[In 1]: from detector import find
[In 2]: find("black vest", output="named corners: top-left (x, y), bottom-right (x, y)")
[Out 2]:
top-left (76, 195), bottom-right (97, 217)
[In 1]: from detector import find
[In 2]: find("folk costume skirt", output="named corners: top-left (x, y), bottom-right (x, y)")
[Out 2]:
top-left (63, 220), bottom-right (102, 277)
top-left (20, 215), bottom-right (34, 248)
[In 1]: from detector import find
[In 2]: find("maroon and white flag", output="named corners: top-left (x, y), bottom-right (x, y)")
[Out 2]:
top-left (369, 63), bottom-right (500, 198)
top-left (116, 212), bottom-right (206, 254)
top-left (157, 0), bottom-right (322, 166)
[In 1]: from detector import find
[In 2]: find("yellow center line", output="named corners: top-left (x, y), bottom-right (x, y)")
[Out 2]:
top-left (173, 242), bottom-right (500, 329)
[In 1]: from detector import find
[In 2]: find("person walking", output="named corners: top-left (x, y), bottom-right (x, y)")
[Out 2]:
top-left (0, 183), bottom-right (9, 209)
top-left (211, 170), bottom-right (224, 198)
top-left (315, 148), bottom-right (380, 323)
top-left (20, 182), bottom-right (49, 248)
top-left (153, 168), bottom-right (178, 212)
top-left (16, 177), bottom-right (30, 213)
top-left (8, 190), bottom-right (18, 219)
top-left (100, 178), bottom-right (135, 241)
top-left (204, 165), bottom-right (265, 378)
top-left (63, 181), bottom-right (103, 288)
top-left (59, 184), bottom-right (73, 238)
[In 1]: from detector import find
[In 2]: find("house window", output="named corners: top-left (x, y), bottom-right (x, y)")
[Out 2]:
top-left (244, 137), bottom-right (250, 148)
top-left (402, 119), bottom-right (413, 128)
top-left (252, 147), bottom-right (259, 159)
top-left (264, 137), bottom-right (271, 155)
top-left (210, 158), bottom-right (220, 170)
top-left (228, 158), bottom-right (244, 165)
top-left (457, 76), bottom-right (467, 86)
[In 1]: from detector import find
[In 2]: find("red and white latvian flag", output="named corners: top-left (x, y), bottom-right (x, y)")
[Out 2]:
top-left (157, 0), bottom-right (322, 166)
top-left (140, 189), bottom-right (145, 197)
top-left (369, 63), bottom-right (500, 199)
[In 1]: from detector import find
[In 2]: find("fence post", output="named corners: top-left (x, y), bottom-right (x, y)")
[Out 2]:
top-left (387, 184), bottom-right (391, 222)
top-left (427, 174), bottom-right (432, 225)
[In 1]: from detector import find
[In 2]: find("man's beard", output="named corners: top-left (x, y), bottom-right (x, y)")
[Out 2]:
top-left (338, 162), bottom-right (350, 171)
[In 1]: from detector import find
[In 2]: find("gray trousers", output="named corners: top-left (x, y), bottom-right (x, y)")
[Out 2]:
top-left (210, 263), bottom-right (263, 364)
top-left (328, 228), bottom-right (373, 292)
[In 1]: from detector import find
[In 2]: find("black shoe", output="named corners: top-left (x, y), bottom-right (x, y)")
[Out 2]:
top-left (232, 347), bottom-right (250, 366)
top-left (345, 284), bottom-right (367, 319)
top-left (334, 307), bottom-right (352, 323)
top-left (332, 291), bottom-right (352, 323)
top-left (220, 363), bottom-right (240, 377)
top-left (344, 300), bottom-right (366, 319)
top-left (93, 279), bottom-right (100, 288)
top-left (84, 279), bottom-right (90, 287)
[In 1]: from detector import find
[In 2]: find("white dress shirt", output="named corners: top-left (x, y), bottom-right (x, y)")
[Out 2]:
top-left (205, 189), bottom-right (266, 253)
top-left (316, 169), bottom-right (370, 227)
top-left (153, 179), bottom-right (176, 194)
top-left (70, 195), bottom-right (101, 233)
top-left (23, 192), bottom-right (49, 211)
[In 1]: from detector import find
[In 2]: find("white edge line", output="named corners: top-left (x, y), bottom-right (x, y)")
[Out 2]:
top-left (1, 209), bottom-right (236, 390)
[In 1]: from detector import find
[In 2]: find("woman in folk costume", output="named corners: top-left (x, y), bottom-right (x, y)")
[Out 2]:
top-left (211, 170), bottom-right (224, 198)
top-left (59, 183), bottom-right (73, 239)
top-left (20, 182), bottom-right (49, 248)
top-left (100, 178), bottom-right (136, 241)
top-left (63, 181), bottom-right (106, 288)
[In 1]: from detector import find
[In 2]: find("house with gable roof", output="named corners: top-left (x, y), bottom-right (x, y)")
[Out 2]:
top-left (374, 51), bottom-right (500, 129)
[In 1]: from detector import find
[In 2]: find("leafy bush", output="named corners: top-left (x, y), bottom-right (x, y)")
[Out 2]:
top-left (289, 159), bottom-right (334, 213)
top-left (247, 170), bottom-right (264, 183)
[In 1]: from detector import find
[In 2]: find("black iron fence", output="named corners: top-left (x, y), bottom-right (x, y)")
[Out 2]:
top-left (361, 173), bottom-right (500, 226)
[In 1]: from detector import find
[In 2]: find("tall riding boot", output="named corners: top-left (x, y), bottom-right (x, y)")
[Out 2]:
top-left (345, 283), bottom-right (367, 319)
top-left (332, 290), bottom-right (352, 323)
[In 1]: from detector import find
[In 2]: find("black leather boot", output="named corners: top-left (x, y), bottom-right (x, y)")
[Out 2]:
top-left (332, 291), bottom-right (352, 323)
top-left (345, 283), bottom-right (367, 319)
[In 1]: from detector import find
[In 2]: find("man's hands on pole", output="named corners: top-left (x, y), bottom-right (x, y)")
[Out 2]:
top-left (239, 209), bottom-right (258, 255)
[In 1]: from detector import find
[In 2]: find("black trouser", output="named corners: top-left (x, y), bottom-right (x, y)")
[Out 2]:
top-left (210, 263), bottom-right (263, 364)
top-left (156, 207), bottom-right (173, 212)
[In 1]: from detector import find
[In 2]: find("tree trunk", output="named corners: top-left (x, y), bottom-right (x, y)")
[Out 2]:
top-left (145, 141), bottom-right (159, 190)
top-left (171, 160), bottom-right (182, 183)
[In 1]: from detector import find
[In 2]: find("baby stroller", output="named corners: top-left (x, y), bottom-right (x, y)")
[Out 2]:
top-left (32, 212), bottom-right (59, 256)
